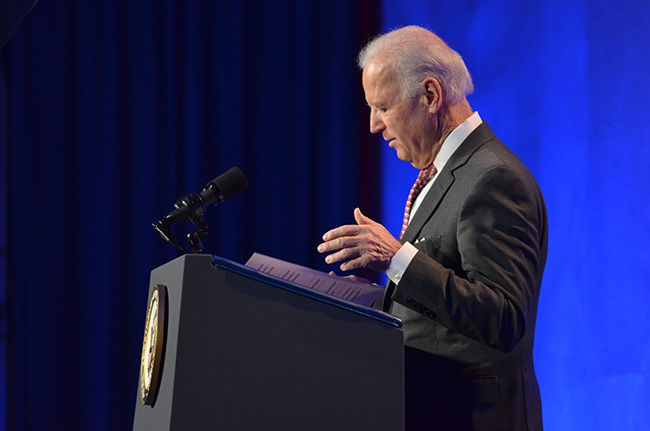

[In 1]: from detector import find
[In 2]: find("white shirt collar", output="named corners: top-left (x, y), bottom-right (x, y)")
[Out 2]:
top-left (433, 111), bottom-right (482, 174)
top-left (409, 112), bottom-right (482, 221)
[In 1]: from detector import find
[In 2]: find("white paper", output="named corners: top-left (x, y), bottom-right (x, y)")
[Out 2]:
top-left (245, 252), bottom-right (383, 307)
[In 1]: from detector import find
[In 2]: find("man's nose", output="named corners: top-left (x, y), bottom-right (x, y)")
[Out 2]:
top-left (369, 114), bottom-right (384, 134)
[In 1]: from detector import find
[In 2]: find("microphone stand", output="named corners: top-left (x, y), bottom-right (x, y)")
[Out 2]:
top-left (185, 213), bottom-right (210, 254)
top-left (152, 205), bottom-right (212, 254)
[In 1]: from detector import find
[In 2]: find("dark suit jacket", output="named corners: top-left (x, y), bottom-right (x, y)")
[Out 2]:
top-left (379, 122), bottom-right (547, 431)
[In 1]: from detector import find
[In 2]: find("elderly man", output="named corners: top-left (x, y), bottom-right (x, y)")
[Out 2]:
top-left (318, 26), bottom-right (547, 430)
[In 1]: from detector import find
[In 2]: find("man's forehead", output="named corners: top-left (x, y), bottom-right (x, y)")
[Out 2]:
top-left (363, 58), bottom-right (394, 81)
top-left (363, 60), bottom-right (400, 97)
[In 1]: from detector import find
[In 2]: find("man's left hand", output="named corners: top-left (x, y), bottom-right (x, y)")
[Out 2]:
top-left (318, 207), bottom-right (402, 272)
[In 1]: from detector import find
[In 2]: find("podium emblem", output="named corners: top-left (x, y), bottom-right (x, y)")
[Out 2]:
top-left (140, 284), bottom-right (167, 405)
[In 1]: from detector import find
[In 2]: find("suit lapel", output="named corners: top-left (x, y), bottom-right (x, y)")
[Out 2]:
top-left (400, 122), bottom-right (496, 246)
top-left (401, 170), bottom-right (454, 244)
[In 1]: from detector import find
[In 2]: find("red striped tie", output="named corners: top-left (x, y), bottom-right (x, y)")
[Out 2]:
top-left (399, 164), bottom-right (437, 239)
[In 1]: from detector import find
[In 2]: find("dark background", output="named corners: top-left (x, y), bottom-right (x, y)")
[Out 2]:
top-left (1, 0), bottom-right (649, 430)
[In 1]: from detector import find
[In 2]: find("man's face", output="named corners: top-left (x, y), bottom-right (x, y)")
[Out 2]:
top-left (362, 60), bottom-right (435, 169)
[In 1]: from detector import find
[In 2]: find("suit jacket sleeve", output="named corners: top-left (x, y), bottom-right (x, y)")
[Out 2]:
top-left (390, 164), bottom-right (546, 352)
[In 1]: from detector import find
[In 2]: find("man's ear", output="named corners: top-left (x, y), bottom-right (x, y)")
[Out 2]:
top-left (423, 77), bottom-right (443, 113)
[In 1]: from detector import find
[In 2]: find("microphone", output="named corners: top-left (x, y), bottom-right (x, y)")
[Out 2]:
top-left (153, 167), bottom-right (248, 251)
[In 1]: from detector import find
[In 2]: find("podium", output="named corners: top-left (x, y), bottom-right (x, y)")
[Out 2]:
top-left (132, 254), bottom-right (405, 430)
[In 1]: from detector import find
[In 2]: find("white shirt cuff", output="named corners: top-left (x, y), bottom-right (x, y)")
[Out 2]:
top-left (385, 242), bottom-right (418, 285)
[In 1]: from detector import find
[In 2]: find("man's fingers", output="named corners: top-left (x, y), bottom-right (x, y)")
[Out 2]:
top-left (340, 256), bottom-right (366, 272)
top-left (323, 246), bottom-right (361, 265)
top-left (320, 208), bottom-right (396, 272)
top-left (322, 224), bottom-right (363, 241)
top-left (317, 235), bottom-right (361, 254)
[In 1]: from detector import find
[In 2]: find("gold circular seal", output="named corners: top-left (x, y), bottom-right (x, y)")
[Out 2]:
top-left (140, 284), bottom-right (167, 405)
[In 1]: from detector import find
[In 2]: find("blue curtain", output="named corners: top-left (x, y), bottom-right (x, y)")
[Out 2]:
top-left (0, 1), bottom-right (379, 430)
top-left (381, 0), bottom-right (650, 430)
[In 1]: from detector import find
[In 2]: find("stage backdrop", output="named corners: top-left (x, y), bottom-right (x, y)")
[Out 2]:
top-left (0, 1), bottom-right (379, 430)
top-left (380, 1), bottom-right (650, 430)
top-left (1, 0), bottom-right (649, 430)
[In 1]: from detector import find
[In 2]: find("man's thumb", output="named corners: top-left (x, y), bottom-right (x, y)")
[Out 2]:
top-left (354, 207), bottom-right (374, 225)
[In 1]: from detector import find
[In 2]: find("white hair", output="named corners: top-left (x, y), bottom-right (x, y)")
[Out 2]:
top-left (358, 26), bottom-right (474, 104)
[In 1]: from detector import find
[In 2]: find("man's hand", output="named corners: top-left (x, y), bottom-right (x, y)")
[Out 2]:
top-left (318, 208), bottom-right (402, 272)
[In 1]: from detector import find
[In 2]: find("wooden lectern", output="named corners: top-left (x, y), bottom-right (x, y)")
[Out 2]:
top-left (132, 254), bottom-right (404, 430)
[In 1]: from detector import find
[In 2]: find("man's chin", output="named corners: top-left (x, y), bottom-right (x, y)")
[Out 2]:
top-left (395, 152), bottom-right (412, 165)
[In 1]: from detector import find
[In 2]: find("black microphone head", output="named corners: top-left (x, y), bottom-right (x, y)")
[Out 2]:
top-left (208, 167), bottom-right (248, 201)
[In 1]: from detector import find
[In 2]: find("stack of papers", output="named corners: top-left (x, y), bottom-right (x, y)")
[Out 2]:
top-left (245, 253), bottom-right (384, 307)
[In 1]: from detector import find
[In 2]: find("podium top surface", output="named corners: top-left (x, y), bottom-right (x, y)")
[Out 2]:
top-left (212, 255), bottom-right (402, 328)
